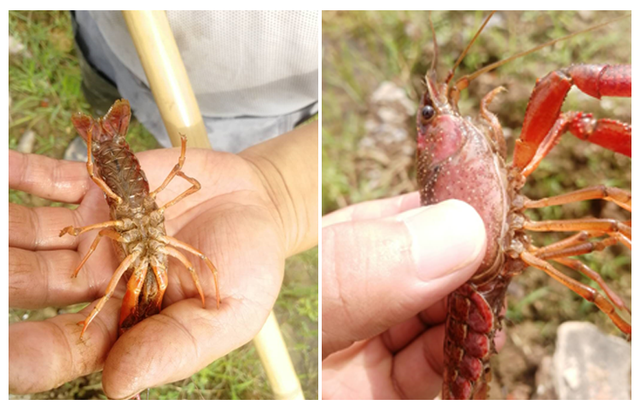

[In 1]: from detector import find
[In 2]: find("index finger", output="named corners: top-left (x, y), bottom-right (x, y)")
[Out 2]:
top-left (9, 150), bottom-right (90, 204)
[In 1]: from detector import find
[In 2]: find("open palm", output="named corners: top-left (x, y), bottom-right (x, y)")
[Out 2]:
top-left (9, 146), bottom-right (287, 399)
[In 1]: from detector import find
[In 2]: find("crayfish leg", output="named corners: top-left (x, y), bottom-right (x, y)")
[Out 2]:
top-left (68, 228), bottom-right (123, 278)
top-left (149, 133), bottom-right (203, 212)
top-left (524, 185), bottom-right (631, 212)
top-left (79, 251), bottom-right (139, 339)
top-left (520, 251), bottom-right (631, 335)
top-left (524, 218), bottom-right (630, 238)
top-left (150, 134), bottom-right (188, 199)
top-left (157, 170), bottom-right (201, 213)
top-left (535, 236), bottom-right (618, 260)
top-left (164, 246), bottom-right (206, 307)
top-left (59, 220), bottom-right (124, 238)
top-left (150, 262), bottom-right (169, 313)
top-left (531, 234), bottom-right (630, 313)
top-left (555, 257), bottom-right (630, 315)
top-left (160, 235), bottom-right (220, 308)
top-left (479, 86), bottom-right (507, 159)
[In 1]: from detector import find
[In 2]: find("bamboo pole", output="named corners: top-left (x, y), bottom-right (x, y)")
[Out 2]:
top-left (254, 312), bottom-right (305, 400)
top-left (122, 10), bottom-right (208, 148)
top-left (122, 10), bottom-right (304, 400)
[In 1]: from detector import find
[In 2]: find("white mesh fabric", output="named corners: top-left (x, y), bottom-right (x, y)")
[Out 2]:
top-left (90, 10), bottom-right (318, 118)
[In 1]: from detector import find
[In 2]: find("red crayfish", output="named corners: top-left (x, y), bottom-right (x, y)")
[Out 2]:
top-left (415, 13), bottom-right (631, 399)
top-left (60, 99), bottom-right (220, 338)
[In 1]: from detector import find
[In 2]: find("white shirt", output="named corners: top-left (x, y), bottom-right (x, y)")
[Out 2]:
top-left (75, 10), bottom-right (318, 151)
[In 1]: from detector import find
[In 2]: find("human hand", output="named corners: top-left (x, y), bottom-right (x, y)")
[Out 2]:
top-left (322, 193), bottom-right (505, 399)
top-left (9, 129), bottom-right (312, 398)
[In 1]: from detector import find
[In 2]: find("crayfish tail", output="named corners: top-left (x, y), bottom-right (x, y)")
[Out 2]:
top-left (442, 274), bottom-right (511, 399)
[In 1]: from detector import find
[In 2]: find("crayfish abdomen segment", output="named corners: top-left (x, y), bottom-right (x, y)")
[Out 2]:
top-left (442, 272), bottom-right (512, 399)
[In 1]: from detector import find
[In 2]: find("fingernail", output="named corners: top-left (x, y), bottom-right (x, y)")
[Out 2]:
top-left (397, 200), bottom-right (486, 281)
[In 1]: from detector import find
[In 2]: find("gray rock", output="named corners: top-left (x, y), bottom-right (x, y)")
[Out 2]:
top-left (554, 321), bottom-right (630, 399)
top-left (16, 130), bottom-right (37, 154)
top-left (534, 355), bottom-right (557, 399)
top-left (63, 136), bottom-right (89, 162)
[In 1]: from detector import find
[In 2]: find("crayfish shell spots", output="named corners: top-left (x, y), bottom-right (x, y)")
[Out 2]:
top-left (416, 110), bottom-right (509, 278)
top-left (417, 91), bottom-right (512, 399)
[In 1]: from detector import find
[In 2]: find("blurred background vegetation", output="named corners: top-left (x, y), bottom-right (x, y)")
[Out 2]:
top-left (323, 11), bottom-right (630, 399)
top-left (9, 10), bottom-right (317, 399)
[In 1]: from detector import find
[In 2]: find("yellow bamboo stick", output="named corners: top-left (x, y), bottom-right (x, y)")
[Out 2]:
top-left (122, 10), bottom-right (304, 400)
top-left (254, 311), bottom-right (305, 400)
top-left (122, 10), bottom-right (208, 148)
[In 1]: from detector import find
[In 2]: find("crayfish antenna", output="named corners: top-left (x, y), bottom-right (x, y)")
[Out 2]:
top-left (423, 12), bottom-right (440, 106)
top-left (445, 11), bottom-right (496, 90)
top-left (426, 11), bottom-right (438, 87)
top-left (455, 13), bottom-right (630, 92)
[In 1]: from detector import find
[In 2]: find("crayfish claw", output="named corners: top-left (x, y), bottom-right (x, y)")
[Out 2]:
top-left (77, 320), bottom-right (90, 340)
top-left (59, 226), bottom-right (78, 237)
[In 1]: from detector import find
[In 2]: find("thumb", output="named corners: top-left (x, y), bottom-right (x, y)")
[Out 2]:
top-left (322, 199), bottom-right (486, 358)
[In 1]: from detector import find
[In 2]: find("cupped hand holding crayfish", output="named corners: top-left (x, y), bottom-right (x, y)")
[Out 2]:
top-left (322, 194), bottom-right (505, 399)
top-left (9, 121), bottom-right (317, 399)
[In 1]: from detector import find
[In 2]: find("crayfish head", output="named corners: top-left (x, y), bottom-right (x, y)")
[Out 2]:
top-left (416, 73), bottom-right (463, 160)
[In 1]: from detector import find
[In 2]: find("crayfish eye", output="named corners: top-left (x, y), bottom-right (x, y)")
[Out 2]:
top-left (421, 105), bottom-right (435, 122)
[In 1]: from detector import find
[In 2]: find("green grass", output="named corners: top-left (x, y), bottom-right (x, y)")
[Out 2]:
top-left (9, 10), bottom-right (318, 400)
top-left (9, 11), bottom-right (159, 157)
top-left (322, 11), bottom-right (630, 399)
